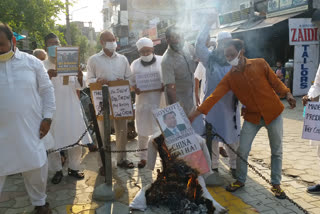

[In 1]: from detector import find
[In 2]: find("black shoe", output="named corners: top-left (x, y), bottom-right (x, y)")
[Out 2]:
top-left (230, 168), bottom-right (237, 179)
top-left (68, 168), bottom-right (85, 179)
top-left (51, 171), bottom-right (63, 184)
top-left (307, 184), bottom-right (320, 194)
top-left (34, 202), bottom-right (52, 214)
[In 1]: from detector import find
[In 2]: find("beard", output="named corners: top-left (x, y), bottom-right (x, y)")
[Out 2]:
top-left (214, 49), bottom-right (228, 66)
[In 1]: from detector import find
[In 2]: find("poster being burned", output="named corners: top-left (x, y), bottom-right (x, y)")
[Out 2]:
top-left (56, 47), bottom-right (79, 76)
top-left (153, 103), bottom-right (209, 174)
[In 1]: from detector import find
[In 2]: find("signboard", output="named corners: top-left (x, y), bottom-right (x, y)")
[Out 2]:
top-left (302, 102), bottom-right (320, 141)
top-left (90, 83), bottom-right (103, 121)
top-left (153, 103), bottom-right (209, 174)
top-left (289, 18), bottom-right (319, 46)
top-left (108, 80), bottom-right (134, 120)
top-left (267, 0), bottom-right (308, 18)
top-left (56, 47), bottom-right (79, 76)
top-left (135, 71), bottom-right (162, 92)
top-left (293, 44), bottom-right (319, 96)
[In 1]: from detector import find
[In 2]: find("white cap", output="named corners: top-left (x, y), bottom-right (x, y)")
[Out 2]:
top-left (136, 37), bottom-right (153, 51)
top-left (217, 31), bottom-right (232, 42)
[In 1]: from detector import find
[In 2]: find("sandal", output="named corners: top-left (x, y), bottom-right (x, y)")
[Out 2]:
top-left (271, 187), bottom-right (286, 199)
top-left (68, 168), bottom-right (85, 179)
top-left (117, 160), bottom-right (134, 169)
top-left (226, 181), bottom-right (245, 192)
top-left (51, 171), bottom-right (63, 184)
top-left (138, 160), bottom-right (146, 168)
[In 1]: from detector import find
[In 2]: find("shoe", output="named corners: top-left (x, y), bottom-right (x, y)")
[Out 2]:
top-left (219, 147), bottom-right (228, 157)
top-left (212, 168), bottom-right (219, 173)
top-left (51, 170), bottom-right (63, 184)
top-left (87, 143), bottom-right (98, 152)
top-left (230, 168), bottom-right (237, 179)
top-left (138, 160), bottom-right (146, 168)
top-left (68, 168), bottom-right (85, 179)
top-left (34, 202), bottom-right (52, 214)
top-left (307, 184), bottom-right (320, 194)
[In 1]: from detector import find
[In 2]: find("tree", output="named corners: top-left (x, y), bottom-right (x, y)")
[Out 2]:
top-left (0, 0), bottom-right (65, 48)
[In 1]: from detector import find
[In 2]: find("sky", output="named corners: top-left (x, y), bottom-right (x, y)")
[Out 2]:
top-left (56, 0), bottom-right (103, 32)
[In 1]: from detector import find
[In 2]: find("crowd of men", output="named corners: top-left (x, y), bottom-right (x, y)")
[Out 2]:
top-left (1, 10), bottom-right (320, 213)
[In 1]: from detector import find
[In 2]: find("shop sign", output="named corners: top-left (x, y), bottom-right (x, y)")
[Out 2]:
top-left (267, 0), bottom-right (308, 18)
top-left (289, 18), bottom-right (319, 46)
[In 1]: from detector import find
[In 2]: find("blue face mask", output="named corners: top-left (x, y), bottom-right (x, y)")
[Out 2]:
top-left (47, 45), bottom-right (58, 57)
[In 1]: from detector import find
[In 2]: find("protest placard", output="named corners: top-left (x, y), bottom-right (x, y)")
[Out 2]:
top-left (108, 80), bottom-right (134, 120)
top-left (135, 71), bottom-right (162, 92)
top-left (302, 102), bottom-right (320, 141)
top-left (153, 103), bottom-right (209, 174)
top-left (56, 47), bottom-right (79, 76)
top-left (89, 83), bottom-right (103, 121)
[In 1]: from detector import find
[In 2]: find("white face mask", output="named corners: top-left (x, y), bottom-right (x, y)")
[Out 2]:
top-left (141, 54), bottom-right (154, 62)
top-left (105, 42), bottom-right (117, 52)
top-left (227, 51), bottom-right (240, 66)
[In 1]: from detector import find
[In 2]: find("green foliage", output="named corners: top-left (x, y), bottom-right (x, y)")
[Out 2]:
top-left (0, 0), bottom-right (65, 48)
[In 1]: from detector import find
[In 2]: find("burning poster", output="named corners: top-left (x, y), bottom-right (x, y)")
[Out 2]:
top-left (153, 103), bottom-right (209, 174)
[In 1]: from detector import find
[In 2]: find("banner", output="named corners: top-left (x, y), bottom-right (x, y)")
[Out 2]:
top-left (293, 44), bottom-right (319, 96)
top-left (289, 18), bottom-right (319, 46)
top-left (153, 103), bottom-right (209, 174)
top-left (302, 102), bottom-right (320, 141)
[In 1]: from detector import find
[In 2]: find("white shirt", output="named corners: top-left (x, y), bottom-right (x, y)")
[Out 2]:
top-left (86, 50), bottom-right (131, 86)
top-left (43, 59), bottom-right (89, 150)
top-left (0, 49), bottom-right (55, 176)
top-left (130, 55), bottom-right (165, 136)
top-left (194, 62), bottom-right (206, 103)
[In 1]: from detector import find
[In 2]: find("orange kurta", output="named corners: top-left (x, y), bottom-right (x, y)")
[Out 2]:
top-left (197, 58), bottom-right (290, 125)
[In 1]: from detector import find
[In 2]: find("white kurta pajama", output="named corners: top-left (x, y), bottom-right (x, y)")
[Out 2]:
top-left (43, 59), bottom-right (89, 171)
top-left (130, 55), bottom-right (165, 160)
top-left (86, 50), bottom-right (132, 163)
top-left (0, 49), bottom-right (55, 206)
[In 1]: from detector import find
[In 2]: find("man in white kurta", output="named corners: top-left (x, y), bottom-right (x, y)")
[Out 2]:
top-left (43, 33), bottom-right (89, 184)
top-left (86, 30), bottom-right (133, 168)
top-left (130, 37), bottom-right (165, 168)
top-left (0, 24), bottom-right (55, 213)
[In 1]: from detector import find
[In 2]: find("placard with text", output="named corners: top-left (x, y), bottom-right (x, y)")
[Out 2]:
top-left (302, 102), bottom-right (320, 141)
top-left (135, 71), bottom-right (162, 92)
top-left (56, 47), bottom-right (79, 76)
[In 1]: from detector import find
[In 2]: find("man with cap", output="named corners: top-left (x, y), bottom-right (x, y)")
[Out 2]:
top-left (130, 37), bottom-right (165, 168)
top-left (195, 19), bottom-right (240, 178)
top-left (86, 30), bottom-right (133, 169)
top-left (302, 9), bottom-right (320, 194)
top-left (43, 33), bottom-right (89, 184)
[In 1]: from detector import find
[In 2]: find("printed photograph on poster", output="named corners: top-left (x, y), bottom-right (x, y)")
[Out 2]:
top-left (302, 102), bottom-right (320, 141)
top-left (108, 80), bottom-right (134, 120)
top-left (56, 47), bottom-right (79, 76)
top-left (135, 71), bottom-right (162, 92)
top-left (153, 103), bottom-right (192, 139)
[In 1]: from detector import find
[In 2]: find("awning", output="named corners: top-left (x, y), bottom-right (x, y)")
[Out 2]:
top-left (210, 25), bottom-right (240, 38)
top-left (233, 12), bottom-right (303, 33)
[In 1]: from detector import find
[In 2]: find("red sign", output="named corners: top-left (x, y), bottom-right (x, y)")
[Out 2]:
top-left (289, 18), bottom-right (320, 45)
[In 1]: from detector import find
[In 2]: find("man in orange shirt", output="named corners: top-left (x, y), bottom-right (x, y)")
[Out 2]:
top-left (189, 39), bottom-right (296, 199)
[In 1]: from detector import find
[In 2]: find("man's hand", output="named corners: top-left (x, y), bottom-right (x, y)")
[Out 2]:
top-left (39, 118), bottom-right (52, 139)
top-left (47, 69), bottom-right (57, 79)
top-left (97, 78), bottom-right (108, 85)
top-left (188, 110), bottom-right (201, 123)
top-left (135, 87), bottom-right (141, 95)
top-left (302, 95), bottom-right (310, 106)
top-left (286, 92), bottom-right (296, 109)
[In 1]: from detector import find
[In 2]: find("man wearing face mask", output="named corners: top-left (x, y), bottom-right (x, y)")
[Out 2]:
top-left (86, 30), bottom-right (133, 169)
top-left (130, 37), bottom-right (164, 168)
top-left (0, 23), bottom-right (55, 214)
top-left (189, 39), bottom-right (296, 199)
top-left (43, 33), bottom-right (89, 184)
top-left (196, 23), bottom-right (240, 178)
